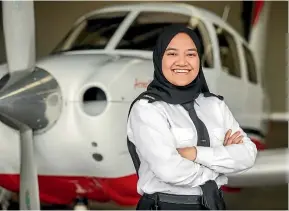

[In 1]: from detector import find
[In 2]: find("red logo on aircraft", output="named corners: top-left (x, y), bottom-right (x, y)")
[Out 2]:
top-left (134, 78), bottom-right (152, 89)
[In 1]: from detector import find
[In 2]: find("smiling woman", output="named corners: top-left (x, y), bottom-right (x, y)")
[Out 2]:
top-left (127, 24), bottom-right (257, 210)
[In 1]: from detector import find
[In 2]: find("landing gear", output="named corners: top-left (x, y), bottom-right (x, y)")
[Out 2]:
top-left (73, 196), bottom-right (89, 210)
top-left (0, 188), bottom-right (12, 210)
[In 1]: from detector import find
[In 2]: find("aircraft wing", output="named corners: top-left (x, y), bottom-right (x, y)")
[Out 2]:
top-left (226, 148), bottom-right (289, 187)
top-left (263, 113), bottom-right (289, 122)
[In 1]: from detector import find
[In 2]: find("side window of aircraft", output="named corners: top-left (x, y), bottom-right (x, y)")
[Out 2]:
top-left (243, 44), bottom-right (258, 84)
top-left (190, 18), bottom-right (214, 68)
top-left (214, 25), bottom-right (241, 78)
top-left (54, 12), bottom-right (129, 52)
top-left (116, 12), bottom-right (213, 68)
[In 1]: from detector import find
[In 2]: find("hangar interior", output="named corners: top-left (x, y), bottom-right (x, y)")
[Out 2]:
top-left (0, 1), bottom-right (287, 210)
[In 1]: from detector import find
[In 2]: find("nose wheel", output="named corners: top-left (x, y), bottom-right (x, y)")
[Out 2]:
top-left (0, 188), bottom-right (13, 210)
top-left (73, 196), bottom-right (89, 210)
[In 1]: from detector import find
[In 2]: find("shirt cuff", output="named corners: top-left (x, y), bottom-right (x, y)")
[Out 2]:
top-left (194, 146), bottom-right (214, 167)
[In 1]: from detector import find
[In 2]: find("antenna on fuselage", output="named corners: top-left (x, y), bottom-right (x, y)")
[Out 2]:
top-left (216, 5), bottom-right (231, 34)
top-left (201, 5), bottom-right (231, 67)
top-left (222, 5), bottom-right (231, 22)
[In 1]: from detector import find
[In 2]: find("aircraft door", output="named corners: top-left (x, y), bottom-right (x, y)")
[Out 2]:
top-left (241, 43), bottom-right (265, 131)
top-left (213, 24), bottom-right (246, 123)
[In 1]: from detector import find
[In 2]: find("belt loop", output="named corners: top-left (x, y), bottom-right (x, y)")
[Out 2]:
top-left (153, 193), bottom-right (159, 210)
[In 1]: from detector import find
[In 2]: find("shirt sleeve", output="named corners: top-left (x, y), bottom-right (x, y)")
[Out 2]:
top-left (194, 100), bottom-right (258, 174)
top-left (127, 100), bottom-right (219, 187)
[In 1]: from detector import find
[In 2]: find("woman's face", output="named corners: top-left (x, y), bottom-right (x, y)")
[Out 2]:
top-left (162, 32), bottom-right (200, 86)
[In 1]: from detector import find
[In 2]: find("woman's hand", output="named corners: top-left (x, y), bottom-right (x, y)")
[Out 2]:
top-left (223, 129), bottom-right (244, 146)
top-left (177, 147), bottom-right (197, 161)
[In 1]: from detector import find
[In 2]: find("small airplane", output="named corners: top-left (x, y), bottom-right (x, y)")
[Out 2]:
top-left (0, 1), bottom-right (287, 210)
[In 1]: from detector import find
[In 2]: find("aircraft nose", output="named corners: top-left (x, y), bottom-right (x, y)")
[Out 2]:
top-left (0, 67), bottom-right (62, 133)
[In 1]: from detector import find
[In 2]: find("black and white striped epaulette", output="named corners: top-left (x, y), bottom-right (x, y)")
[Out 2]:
top-left (127, 93), bottom-right (157, 117)
top-left (139, 94), bottom-right (157, 103)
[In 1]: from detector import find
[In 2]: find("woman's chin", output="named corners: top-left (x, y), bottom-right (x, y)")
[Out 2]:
top-left (171, 80), bottom-right (192, 87)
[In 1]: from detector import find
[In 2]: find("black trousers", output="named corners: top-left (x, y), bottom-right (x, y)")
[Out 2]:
top-left (136, 194), bottom-right (207, 210)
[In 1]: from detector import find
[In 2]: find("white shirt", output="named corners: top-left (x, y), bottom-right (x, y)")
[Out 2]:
top-left (127, 93), bottom-right (257, 196)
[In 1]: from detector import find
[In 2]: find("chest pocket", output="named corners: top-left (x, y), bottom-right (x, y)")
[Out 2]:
top-left (210, 128), bottom-right (225, 147)
top-left (171, 127), bottom-right (196, 148)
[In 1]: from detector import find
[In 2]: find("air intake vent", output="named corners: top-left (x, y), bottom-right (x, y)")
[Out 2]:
top-left (82, 87), bottom-right (107, 116)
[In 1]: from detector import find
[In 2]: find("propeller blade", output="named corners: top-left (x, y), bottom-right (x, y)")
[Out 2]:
top-left (0, 112), bottom-right (40, 210)
top-left (0, 67), bottom-right (62, 209)
top-left (226, 148), bottom-right (289, 187)
top-left (2, 0), bottom-right (35, 74)
top-left (19, 126), bottom-right (40, 210)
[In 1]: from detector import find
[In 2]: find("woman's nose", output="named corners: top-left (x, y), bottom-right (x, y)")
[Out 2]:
top-left (176, 55), bottom-right (187, 66)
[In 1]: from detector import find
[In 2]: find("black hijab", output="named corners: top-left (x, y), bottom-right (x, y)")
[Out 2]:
top-left (144, 24), bottom-right (222, 104)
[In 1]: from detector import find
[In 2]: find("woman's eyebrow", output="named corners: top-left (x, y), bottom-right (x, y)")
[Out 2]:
top-left (187, 48), bottom-right (197, 51)
top-left (165, 48), bottom-right (197, 51)
top-left (165, 48), bottom-right (177, 51)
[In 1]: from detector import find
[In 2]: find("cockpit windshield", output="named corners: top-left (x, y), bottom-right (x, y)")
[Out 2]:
top-left (52, 10), bottom-right (213, 69)
top-left (53, 11), bottom-right (128, 52)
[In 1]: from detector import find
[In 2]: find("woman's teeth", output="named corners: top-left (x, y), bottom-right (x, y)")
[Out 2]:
top-left (173, 69), bottom-right (189, 73)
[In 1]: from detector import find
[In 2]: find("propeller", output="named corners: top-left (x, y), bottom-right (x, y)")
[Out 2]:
top-left (1, 1), bottom-right (39, 209)
top-left (0, 1), bottom-right (63, 210)
top-left (1, 1), bottom-right (62, 209)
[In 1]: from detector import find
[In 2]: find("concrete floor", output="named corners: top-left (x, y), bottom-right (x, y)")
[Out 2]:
top-left (224, 184), bottom-right (288, 210)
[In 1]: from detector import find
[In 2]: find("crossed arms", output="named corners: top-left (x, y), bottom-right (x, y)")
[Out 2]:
top-left (177, 129), bottom-right (251, 173)
top-left (127, 100), bottom-right (258, 187)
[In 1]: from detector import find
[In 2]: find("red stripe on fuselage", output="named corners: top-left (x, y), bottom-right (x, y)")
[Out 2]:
top-left (252, 1), bottom-right (265, 26)
top-left (0, 174), bottom-right (140, 206)
top-left (251, 138), bottom-right (266, 150)
top-left (0, 139), bottom-right (266, 204)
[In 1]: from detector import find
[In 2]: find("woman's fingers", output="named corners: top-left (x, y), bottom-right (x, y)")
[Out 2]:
top-left (224, 131), bottom-right (243, 145)
top-left (224, 129), bottom-right (232, 145)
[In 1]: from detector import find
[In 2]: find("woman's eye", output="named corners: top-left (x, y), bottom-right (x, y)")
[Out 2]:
top-left (167, 52), bottom-right (177, 56)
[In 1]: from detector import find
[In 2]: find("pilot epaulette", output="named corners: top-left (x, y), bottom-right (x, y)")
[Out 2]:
top-left (203, 92), bottom-right (224, 101)
top-left (217, 95), bottom-right (224, 100)
top-left (141, 94), bottom-right (157, 103)
top-left (127, 93), bottom-right (156, 118)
